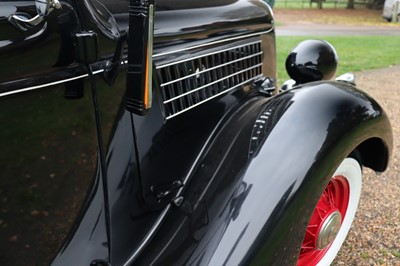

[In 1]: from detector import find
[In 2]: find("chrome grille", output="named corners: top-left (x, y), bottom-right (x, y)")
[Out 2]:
top-left (156, 40), bottom-right (263, 119)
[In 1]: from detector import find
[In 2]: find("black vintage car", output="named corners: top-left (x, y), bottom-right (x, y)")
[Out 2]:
top-left (0, 0), bottom-right (393, 265)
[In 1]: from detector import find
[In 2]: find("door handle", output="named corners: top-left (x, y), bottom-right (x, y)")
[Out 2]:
top-left (9, 0), bottom-right (62, 31)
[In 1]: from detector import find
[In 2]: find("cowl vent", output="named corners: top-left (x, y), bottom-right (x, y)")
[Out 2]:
top-left (156, 39), bottom-right (263, 120)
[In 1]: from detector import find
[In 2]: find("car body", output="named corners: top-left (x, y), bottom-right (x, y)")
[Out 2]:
top-left (0, 0), bottom-right (392, 265)
top-left (382, 0), bottom-right (400, 21)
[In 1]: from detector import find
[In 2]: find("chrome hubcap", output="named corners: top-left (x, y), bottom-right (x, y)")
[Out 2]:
top-left (316, 210), bottom-right (342, 250)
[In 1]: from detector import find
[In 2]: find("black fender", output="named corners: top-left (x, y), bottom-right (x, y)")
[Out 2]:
top-left (135, 81), bottom-right (392, 265)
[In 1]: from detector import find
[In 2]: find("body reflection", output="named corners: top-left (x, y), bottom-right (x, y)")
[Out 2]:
top-left (0, 85), bottom-right (98, 265)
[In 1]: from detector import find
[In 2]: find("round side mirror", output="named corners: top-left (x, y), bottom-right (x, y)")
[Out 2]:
top-left (285, 40), bottom-right (338, 84)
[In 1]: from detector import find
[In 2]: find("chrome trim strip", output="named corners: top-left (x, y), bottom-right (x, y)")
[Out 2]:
top-left (166, 74), bottom-right (262, 120)
top-left (156, 40), bottom-right (262, 69)
top-left (146, 4), bottom-right (155, 109)
top-left (0, 69), bottom-right (104, 98)
top-left (153, 29), bottom-right (273, 58)
top-left (123, 204), bottom-right (171, 266)
top-left (1, 31), bottom-right (272, 98)
top-left (160, 51), bottom-right (263, 87)
top-left (163, 63), bottom-right (263, 104)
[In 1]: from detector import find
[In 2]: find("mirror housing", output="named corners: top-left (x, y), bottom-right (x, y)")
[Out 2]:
top-left (285, 40), bottom-right (338, 84)
top-left (126, 0), bottom-right (155, 115)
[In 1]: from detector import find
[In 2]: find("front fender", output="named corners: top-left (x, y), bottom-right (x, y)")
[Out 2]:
top-left (136, 81), bottom-right (392, 265)
top-left (208, 81), bottom-right (392, 265)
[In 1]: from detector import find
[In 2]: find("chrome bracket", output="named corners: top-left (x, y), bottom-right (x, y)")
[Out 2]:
top-left (151, 180), bottom-right (184, 202)
top-left (9, 0), bottom-right (61, 31)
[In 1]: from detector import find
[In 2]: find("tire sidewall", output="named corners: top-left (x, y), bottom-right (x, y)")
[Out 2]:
top-left (316, 157), bottom-right (362, 266)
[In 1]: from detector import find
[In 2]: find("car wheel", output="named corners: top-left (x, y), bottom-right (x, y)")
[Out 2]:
top-left (297, 157), bottom-right (362, 266)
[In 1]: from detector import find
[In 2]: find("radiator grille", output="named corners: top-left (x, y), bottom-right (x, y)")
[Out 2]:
top-left (156, 40), bottom-right (263, 119)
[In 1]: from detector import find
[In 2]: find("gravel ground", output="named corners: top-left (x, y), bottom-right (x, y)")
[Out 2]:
top-left (333, 66), bottom-right (400, 265)
top-left (274, 8), bottom-right (400, 36)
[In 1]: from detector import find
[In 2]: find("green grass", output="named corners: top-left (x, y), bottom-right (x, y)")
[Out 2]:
top-left (392, 249), bottom-right (400, 258)
top-left (276, 36), bottom-right (400, 84)
top-left (361, 252), bottom-right (370, 259)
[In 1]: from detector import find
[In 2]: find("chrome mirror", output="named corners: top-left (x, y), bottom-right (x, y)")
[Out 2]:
top-left (9, 0), bottom-right (61, 31)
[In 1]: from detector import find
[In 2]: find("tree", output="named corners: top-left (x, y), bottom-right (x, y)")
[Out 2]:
top-left (347, 0), bottom-right (355, 9)
top-left (368, 0), bottom-right (385, 9)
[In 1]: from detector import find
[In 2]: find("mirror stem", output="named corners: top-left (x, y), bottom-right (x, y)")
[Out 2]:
top-left (104, 31), bottom-right (128, 86)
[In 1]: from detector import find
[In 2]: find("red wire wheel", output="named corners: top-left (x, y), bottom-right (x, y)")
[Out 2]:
top-left (297, 157), bottom-right (362, 266)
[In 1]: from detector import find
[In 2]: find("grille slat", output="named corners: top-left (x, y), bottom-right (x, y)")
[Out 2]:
top-left (158, 40), bottom-right (263, 120)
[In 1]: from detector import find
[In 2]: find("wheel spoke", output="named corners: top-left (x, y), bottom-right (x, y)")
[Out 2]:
top-left (297, 158), bottom-right (360, 266)
top-left (326, 183), bottom-right (336, 209)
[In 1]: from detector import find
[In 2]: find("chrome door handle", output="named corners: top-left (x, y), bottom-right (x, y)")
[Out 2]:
top-left (9, 0), bottom-right (62, 31)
